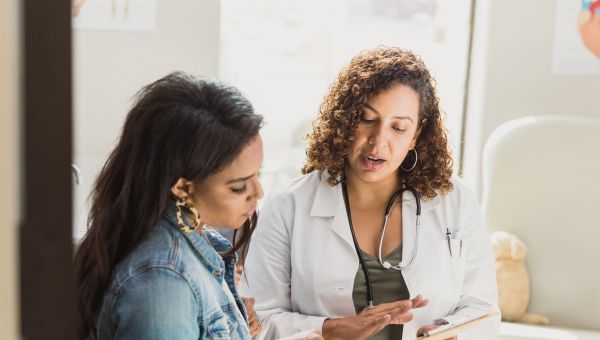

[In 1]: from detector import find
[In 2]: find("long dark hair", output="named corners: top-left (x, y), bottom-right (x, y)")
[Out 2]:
top-left (73, 72), bottom-right (263, 338)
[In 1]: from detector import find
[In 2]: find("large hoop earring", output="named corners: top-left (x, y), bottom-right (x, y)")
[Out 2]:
top-left (400, 149), bottom-right (418, 172)
top-left (175, 198), bottom-right (202, 233)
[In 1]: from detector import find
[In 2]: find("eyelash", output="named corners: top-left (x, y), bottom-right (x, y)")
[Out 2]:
top-left (361, 118), bottom-right (406, 132)
top-left (361, 117), bottom-right (375, 124)
top-left (231, 185), bottom-right (247, 195)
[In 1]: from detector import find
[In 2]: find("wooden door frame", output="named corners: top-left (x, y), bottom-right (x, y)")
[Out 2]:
top-left (21, 0), bottom-right (77, 339)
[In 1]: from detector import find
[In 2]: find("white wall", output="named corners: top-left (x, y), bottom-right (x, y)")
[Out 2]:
top-left (463, 0), bottom-right (600, 195)
top-left (73, 0), bottom-right (220, 237)
top-left (0, 0), bottom-right (20, 337)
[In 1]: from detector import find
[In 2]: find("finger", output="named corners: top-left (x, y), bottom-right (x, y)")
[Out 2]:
top-left (249, 318), bottom-right (261, 336)
top-left (410, 295), bottom-right (430, 309)
top-left (388, 307), bottom-right (413, 324)
top-left (243, 296), bottom-right (256, 309)
top-left (236, 263), bottom-right (244, 274)
top-left (250, 324), bottom-right (260, 337)
top-left (368, 299), bottom-right (412, 314)
top-left (250, 324), bottom-right (260, 336)
top-left (365, 314), bottom-right (391, 337)
top-left (415, 298), bottom-right (429, 308)
top-left (417, 324), bottom-right (439, 337)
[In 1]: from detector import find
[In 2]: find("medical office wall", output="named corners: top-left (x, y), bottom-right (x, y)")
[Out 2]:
top-left (462, 0), bottom-right (600, 196)
top-left (0, 0), bottom-right (20, 337)
top-left (219, 0), bottom-right (474, 194)
top-left (72, 0), bottom-right (220, 239)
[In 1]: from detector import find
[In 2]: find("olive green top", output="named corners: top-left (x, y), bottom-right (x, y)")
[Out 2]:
top-left (352, 245), bottom-right (410, 340)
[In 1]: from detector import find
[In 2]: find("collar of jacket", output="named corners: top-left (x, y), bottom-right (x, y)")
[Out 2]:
top-left (163, 199), bottom-right (233, 276)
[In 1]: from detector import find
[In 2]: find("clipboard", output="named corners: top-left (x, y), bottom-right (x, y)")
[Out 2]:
top-left (416, 312), bottom-right (498, 340)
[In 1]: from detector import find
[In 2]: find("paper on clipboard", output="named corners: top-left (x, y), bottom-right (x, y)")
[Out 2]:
top-left (416, 312), bottom-right (498, 340)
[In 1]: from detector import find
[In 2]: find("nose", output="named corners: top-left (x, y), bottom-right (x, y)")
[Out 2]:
top-left (248, 176), bottom-right (264, 201)
top-left (368, 123), bottom-right (387, 148)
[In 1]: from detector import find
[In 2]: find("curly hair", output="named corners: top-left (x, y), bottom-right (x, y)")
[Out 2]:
top-left (302, 47), bottom-right (453, 200)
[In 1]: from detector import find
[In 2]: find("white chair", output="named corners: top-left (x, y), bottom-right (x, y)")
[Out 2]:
top-left (481, 116), bottom-right (600, 339)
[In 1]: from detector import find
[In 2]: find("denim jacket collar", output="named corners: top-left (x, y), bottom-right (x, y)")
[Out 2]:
top-left (162, 199), bottom-right (231, 277)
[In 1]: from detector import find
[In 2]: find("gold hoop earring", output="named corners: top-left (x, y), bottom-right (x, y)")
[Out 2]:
top-left (175, 198), bottom-right (202, 233)
top-left (401, 149), bottom-right (418, 172)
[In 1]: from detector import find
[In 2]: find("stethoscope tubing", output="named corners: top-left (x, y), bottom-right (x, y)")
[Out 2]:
top-left (341, 181), bottom-right (421, 310)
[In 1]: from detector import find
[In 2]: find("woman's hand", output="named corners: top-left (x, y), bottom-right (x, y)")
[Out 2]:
top-left (416, 324), bottom-right (457, 340)
top-left (322, 295), bottom-right (429, 340)
top-left (242, 296), bottom-right (261, 336)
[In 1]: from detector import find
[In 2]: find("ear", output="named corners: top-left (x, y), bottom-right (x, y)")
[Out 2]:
top-left (510, 238), bottom-right (527, 260)
top-left (171, 178), bottom-right (194, 199)
top-left (410, 127), bottom-right (422, 149)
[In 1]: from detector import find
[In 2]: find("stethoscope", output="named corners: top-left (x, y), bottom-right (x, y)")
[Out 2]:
top-left (341, 181), bottom-right (421, 311)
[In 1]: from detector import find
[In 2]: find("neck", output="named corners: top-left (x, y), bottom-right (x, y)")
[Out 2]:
top-left (344, 169), bottom-right (401, 210)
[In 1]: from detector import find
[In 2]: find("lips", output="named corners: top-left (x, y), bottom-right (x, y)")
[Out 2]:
top-left (361, 154), bottom-right (386, 171)
top-left (242, 208), bottom-right (256, 218)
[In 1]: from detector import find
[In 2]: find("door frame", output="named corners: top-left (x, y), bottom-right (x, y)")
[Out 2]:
top-left (21, 0), bottom-right (76, 338)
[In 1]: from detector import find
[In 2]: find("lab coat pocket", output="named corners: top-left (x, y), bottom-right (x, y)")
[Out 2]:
top-left (434, 239), bottom-right (466, 310)
top-left (435, 239), bottom-right (463, 259)
top-left (435, 239), bottom-right (466, 285)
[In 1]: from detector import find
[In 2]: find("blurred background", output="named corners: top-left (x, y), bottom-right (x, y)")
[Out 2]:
top-left (2, 0), bottom-right (599, 339)
top-left (69, 0), bottom-right (473, 239)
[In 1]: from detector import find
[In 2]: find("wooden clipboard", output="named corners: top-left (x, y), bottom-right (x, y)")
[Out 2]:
top-left (416, 313), bottom-right (497, 340)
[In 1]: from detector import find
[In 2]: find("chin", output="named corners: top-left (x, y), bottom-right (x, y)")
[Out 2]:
top-left (357, 171), bottom-right (389, 183)
top-left (233, 218), bottom-right (251, 229)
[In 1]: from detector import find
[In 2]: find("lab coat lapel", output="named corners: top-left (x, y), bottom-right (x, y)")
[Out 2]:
top-left (310, 173), bottom-right (355, 249)
top-left (402, 191), bottom-right (441, 266)
top-left (402, 191), bottom-right (417, 267)
top-left (330, 196), bottom-right (355, 249)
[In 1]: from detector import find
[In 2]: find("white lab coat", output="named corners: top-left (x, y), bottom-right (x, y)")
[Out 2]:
top-left (240, 171), bottom-right (499, 340)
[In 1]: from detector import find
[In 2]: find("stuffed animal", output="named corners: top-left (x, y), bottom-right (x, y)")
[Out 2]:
top-left (490, 231), bottom-right (550, 325)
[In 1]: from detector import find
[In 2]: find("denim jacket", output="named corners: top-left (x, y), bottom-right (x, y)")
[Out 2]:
top-left (94, 200), bottom-right (251, 339)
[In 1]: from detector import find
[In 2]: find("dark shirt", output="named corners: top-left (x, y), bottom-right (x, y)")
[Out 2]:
top-left (352, 245), bottom-right (410, 340)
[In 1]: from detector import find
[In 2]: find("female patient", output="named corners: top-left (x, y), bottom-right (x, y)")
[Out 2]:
top-left (74, 72), bottom-right (264, 339)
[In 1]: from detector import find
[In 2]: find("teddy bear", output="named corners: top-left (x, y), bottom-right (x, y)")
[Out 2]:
top-left (490, 231), bottom-right (550, 325)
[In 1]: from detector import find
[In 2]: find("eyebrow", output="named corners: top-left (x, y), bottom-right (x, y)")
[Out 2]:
top-left (226, 174), bottom-right (254, 185)
top-left (364, 103), bottom-right (414, 123)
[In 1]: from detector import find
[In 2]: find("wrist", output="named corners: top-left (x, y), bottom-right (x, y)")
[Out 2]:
top-left (322, 318), bottom-right (341, 338)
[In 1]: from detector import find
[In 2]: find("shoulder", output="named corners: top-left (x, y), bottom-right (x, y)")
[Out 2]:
top-left (427, 176), bottom-right (480, 213)
top-left (116, 265), bottom-right (197, 298)
top-left (110, 222), bottom-right (207, 292)
top-left (260, 171), bottom-right (331, 218)
top-left (436, 176), bottom-right (483, 226)
top-left (268, 170), bottom-right (327, 203)
top-left (113, 224), bottom-right (176, 272)
top-left (447, 176), bottom-right (477, 201)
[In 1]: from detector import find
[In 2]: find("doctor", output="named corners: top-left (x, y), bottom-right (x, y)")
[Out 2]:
top-left (241, 47), bottom-right (499, 339)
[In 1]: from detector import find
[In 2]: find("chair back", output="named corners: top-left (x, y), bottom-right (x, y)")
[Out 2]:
top-left (482, 116), bottom-right (600, 330)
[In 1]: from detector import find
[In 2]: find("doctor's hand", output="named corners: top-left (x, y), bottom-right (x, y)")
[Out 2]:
top-left (241, 296), bottom-right (261, 336)
top-left (417, 324), bottom-right (457, 340)
top-left (322, 297), bottom-right (425, 340)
